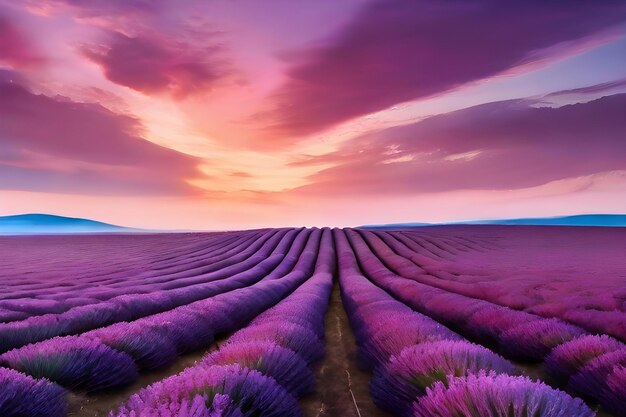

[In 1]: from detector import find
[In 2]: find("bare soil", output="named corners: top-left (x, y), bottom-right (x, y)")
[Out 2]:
top-left (67, 345), bottom-right (214, 416)
top-left (300, 282), bottom-right (391, 417)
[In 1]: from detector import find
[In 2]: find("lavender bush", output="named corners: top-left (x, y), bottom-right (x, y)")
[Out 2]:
top-left (227, 322), bottom-right (324, 365)
top-left (0, 336), bottom-right (138, 391)
top-left (569, 349), bottom-right (626, 402)
top-left (498, 318), bottom-right (587, 360)
top-left (84, 322), bottom-right (178, 370)
top-left (602, 365), bottom-right (625, 416)
top-left (412, 372), bottom-right (595, 417)
top-left (0, 367), bottom-right (66, 417)
top-left (371, 340), bottom-right (515, 416)
top-left (545, 334), bottom-right (624, 383)
top-left (113, 364), bottom-right (300, 417)
top-left (201, 341), bottom-right (314, 396)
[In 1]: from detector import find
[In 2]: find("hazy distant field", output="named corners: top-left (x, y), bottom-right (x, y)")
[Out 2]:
top-left (0, 226), bottom-right (624, 417)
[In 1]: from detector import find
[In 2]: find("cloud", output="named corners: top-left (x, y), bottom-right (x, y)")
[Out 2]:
top-left (546, 78), bottom-right (626, 97)
top-left (28, 0), bottom-right (162, 18)
top-left (83, 31), bottom-right (224, 98)
top-left (0, 80), bottom-right (201, 195)
top-left (63, 0), bottom-right (161, 14)
top-left (0, 14), bottom-right (44, 68)
top-left (231, 171), bottom-right (253, 178)
top-left (263, 0), bottom-right (626, 139)
top-left (293, 94), bottom-right (626, 196)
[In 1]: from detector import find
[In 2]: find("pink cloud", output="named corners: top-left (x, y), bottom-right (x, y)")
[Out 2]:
top-left (545, 78), bottom-right (626, 97)
top-left (293, 94), bottom-right (626, 196)
top-left (0, 15), bottom-right (44, 68)
top-left (263, 0), bottom-right (626, 139)
top-left (62, 0), bottom-right (160, 14)
top-left (0, 79), bottom-right (201, 195)
top-left (83, 32), bottom-right (224, 98)
top-left (30, 0), bottom-right (162, 18)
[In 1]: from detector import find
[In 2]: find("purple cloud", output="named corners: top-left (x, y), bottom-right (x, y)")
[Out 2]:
top-left (43, 0), bottom-right (163, 17)
top-left (546, 78), bottom-right (626, 97)
top-left (265, 0), bottom-right (626, 138)
top-left (0, 80), bottom-right (201, 195)
top-left (294, 94), bottom-right (626, 195)
top-left (83, 32), bottom-right (224, 98)
top-left (0, 15), bottom-right (43, 68)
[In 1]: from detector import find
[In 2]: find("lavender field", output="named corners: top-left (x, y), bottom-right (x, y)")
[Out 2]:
top-left (0, 226), bottom-right (624, 417)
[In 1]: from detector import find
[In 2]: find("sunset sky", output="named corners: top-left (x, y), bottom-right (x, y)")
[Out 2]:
top-left (1, 0), bottom-right (626, 230)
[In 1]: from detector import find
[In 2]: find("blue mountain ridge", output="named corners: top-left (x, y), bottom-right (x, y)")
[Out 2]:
top-left (0, 214), bottom-right (139, 235)
top-left (361, 214), bottom-right (626, 229)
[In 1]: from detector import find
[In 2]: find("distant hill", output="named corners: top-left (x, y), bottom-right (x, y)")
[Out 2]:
top-left (459, 214), bottom-right (626, 227)
top-left (362, 214), bottom-right (626, 229)
top-left (0, 214), bottom-right (138, 235)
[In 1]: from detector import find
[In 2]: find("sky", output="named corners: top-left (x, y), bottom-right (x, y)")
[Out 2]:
top-left (1, 0), bottom-right (626, 230)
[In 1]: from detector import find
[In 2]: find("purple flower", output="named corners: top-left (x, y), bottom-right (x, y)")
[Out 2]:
top-left (357, 314), bottom-right (461, 368)
top-left (146, 393), bottom-right (243, 417)
top-left (545, 335), bottom-right (624, 383)
top-left (499, 319), bottom-right (587, 361)
top-left (0, 367), bottom-right (66, 417)
top-left (113, 364), bottom-right (300, 417)
top-left (252, 307), bottom-right (325, 338)
top-left (227, 322), bottom-right (324, 365)
top-left (139, 309), bottom-right (216, 354)
top-left (207, 394), bottom-right (244, 417)
top-left (413, 371), bottom-right (595, 417)
top-left (371, 341), bottom-right (516, 416)
top-left (601, 365), bottom-right (625, 416)
top-left (85, 322), bottom-right (178, 370)
top-left (467, 306), bottom-right (542, 344)
top-left (0, 336), bottom-right (138, 391)
top-left (201, 341), bottom-right (314, 396)
top-left (569, 349), bottom-right (626, 402)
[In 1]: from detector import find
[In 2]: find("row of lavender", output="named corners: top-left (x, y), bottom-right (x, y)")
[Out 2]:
top-left (0, 228), bottom-right (301, 352)
top-left (334, 228), bottom-right (597, 417)
top-left (383, 228), bottom-right (625, 341)
top-left (111, 228), bottom-right (335, 416)
top-left (342, 228), bottom-right (625, 416)
top-left (0, 232), bottom-right (233, 297)
top-left (0, 230), bottom-right (268, 321)
top-left (0, 228), bottom-right (328, 416)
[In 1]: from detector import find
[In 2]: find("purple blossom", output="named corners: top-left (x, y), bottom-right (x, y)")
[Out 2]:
top-left (601, 365), bottom-right (626, 416)
top-left (0, 336), bottom-right (138, 391)
top-left (207, 394), bottom-right (244, 417)
top-left (413, 371), bottom-right (595, 417)
top-left (137, 309), bottom-right (216, 354)
top-left (357, 313), bottom-right (461, 368)
top-left (0, 367), bottom-right (66, 417)
top-left (545, 335), bottom-right (624, 383)
top-left (85, 322), bottom-right (178, 370)
top-left (252, 304), bottom-right (326, 338)
top-left (144, 393), bottom-right (244, 417)
top-left (227, 322), bottom-right (324, 365)
top-left (569, 349), bottom-right (626, 402)
top-left (467, 306), bottom-right (543, 344)
top-left (201, 341), bottom-right (314, 396)
top-left (113, 364), bottom-right (300, 417)
top-left (499, 319), bottom-right (587, 361)
top-left (371, 341), bottom-right (516, 416)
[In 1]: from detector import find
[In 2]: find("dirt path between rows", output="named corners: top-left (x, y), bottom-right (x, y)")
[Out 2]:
top-left (67, 346), bottom-right (212, 416)
top-left (301, 282), bottom-right (391, 417)
top-left (67, 282), bottom-right (388, 417)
